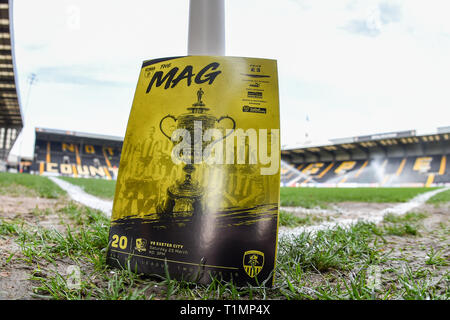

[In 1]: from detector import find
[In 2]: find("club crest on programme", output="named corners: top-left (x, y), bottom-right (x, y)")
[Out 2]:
top-left (243, 250), bottom-right (264, 278)
top-left (135, 238), bottom-right (147, 253)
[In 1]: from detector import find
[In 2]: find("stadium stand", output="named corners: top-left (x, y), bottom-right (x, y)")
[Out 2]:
top-left (33, 127), bottom-right (122, 179)
top-left (32, 124), bottom-right (449, 187)
top-left (0, 1), bottom-right (22, 168)
top-left (281, 128), bottom-right (450, 187)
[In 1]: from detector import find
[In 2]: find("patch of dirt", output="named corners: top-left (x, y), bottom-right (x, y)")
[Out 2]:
top-left (0, 195), bottom-right (70, 232)
top-left (280, 203), bottom-right (395, 235)
top-left (378, 203), bottom-right (449, 295)
top-left (0, 184), bottom-right (40, 198)
top-left (0, 234), bottom-right (37, 299)
top-left (282, 202), bottom-right (394, 220)
top-left (383, 202), bottom-right (449, 256)
top-left (418, 203), bottom-right (450, 230)
top-left (0, 194), bottom-right (73, 300)
top-left (0, 195), bottom-right (67, 216)
top-left (333, 202), bottom-right (393, 215)
top-left (0, 264), bottom-right (35, 299)
top-left (281, 201), bottom-right (449, 298)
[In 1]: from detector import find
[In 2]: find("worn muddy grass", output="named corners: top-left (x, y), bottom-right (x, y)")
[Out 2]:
top-left (2, 197), bottom-right (448, 300)
top-left (0, 179), bottom-right (447, 300)
top-left (280, 187), bottom-right (438, 208)
top-left (381, 212), bottom-right (429, 237)
top-left (59, 177), bottom-right (116, 200)
top-left (0, 172), bottom-right (66, 199)
top-left (279, 210), bottom-right (328, 228)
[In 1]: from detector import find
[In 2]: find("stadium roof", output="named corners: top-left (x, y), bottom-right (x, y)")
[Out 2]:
top-left (281, 127), bottom-right (450, 162)
top-left (0, 0), bottom-right (22, 160)
top-left (35, 127), bottom-right (124, 147)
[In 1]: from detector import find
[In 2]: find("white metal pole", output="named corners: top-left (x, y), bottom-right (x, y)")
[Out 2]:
top-left (188, 0), bottom-right (225, 56)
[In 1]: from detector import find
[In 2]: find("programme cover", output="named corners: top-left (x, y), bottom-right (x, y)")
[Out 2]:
top-left (107, 56), bottom-right (280, 286)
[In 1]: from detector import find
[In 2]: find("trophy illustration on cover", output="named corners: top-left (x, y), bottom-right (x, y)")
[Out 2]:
top-left (158, 88), bottom-right (236, 218)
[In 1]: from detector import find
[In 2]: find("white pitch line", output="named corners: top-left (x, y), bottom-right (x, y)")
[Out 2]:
top-left (279, 187), bottom-right (450, 240)
top-left (49, 177), bottom-right (113, 216)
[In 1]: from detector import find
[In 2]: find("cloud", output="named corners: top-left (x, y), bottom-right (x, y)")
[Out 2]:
top-left (22, 43), bottom-right (49, 52)
top-left (11, 0), bottom-right (450, 154)
top-left (342, 1), bottom-right (402, 37)
top-left (33, 66), bottom-right (133, 87)
top-left (378, 2), bottom-right (401, 24)
top-left (342, 19), bottom-right (381, 37)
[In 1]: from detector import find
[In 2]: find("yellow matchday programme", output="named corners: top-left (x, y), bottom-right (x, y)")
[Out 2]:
top-left (107, 56), bottom-right (280, 286)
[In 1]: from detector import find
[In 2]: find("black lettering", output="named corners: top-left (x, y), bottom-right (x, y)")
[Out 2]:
top-left (146, 67), bottom-right (179, 93)
top-left (171, 65), bottom-right (194, 88)
top-left (145, 62), bottom-right (221, 93)
top-left (195, 62), bottom-right (221, 84)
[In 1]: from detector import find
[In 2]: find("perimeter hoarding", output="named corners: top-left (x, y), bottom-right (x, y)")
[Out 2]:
top-left (107, 56), bottom-right (280, 286)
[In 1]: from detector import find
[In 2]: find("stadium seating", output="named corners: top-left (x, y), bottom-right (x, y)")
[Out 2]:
top-left (34, 137), bottom-right (121, 180)
top-left (281, 154), bottom-right (449, 187)
top-left (33, 126), bottom-right (449, 187)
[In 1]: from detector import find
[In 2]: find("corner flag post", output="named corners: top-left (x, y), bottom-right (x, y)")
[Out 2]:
top-left (188, 0), bottom-right (225, 56)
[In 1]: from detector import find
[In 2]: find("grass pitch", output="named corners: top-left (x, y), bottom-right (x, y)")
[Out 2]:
top-left (427, 188), bottom-right (450, 205)
top-left (59, 176), bottom-right (116, 199)
top-left (0, 172), bottom-right (66, 198)
top-left (14, 173), bottom-right (436, 207)
top-left (280, 187), bottom-right (437, 208)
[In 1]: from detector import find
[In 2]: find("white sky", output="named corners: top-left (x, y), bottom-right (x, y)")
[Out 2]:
top-left (9, 0), bottom-right (450, 158)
